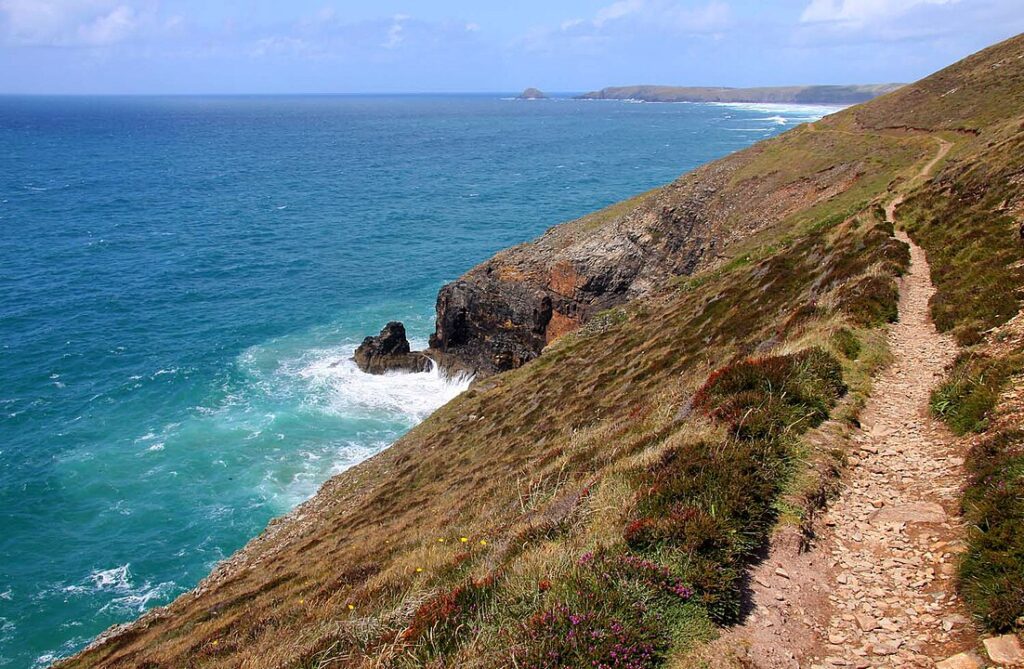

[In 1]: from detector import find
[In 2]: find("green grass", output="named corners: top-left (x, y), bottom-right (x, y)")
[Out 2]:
top-left (903, 134), bottom-right (1024, 346)
top-left (959, 429), bottom-right (1024, 631)
top-left (931, 352), bottom-right (1023, 435)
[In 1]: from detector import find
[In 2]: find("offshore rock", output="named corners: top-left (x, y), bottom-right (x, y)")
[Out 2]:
top-left (518, 88), bottom-right (548, 99)
top-left (354, 322), bottom-right (432, 374)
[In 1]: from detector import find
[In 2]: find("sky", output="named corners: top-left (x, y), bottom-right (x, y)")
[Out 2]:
top-left (0, 0), bottom-right (1022, 94)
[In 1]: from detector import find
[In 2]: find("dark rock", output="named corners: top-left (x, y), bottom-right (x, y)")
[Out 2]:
top-left (425, 88), bottom-right (873, 377)
top-left (517, 88), bottom-right (547, 99)
top-left (354, 322), bottom-right (432, 374)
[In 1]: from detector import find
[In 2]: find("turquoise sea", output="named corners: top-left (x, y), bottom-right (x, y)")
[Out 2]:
top-left (0, 95), bottom-right (838, 666)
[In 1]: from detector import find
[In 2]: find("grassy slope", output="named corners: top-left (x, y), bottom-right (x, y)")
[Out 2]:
top-left (62, 34), bottom-right (1024, 668)
top-left (885, 35), bottom-right (1024, 633)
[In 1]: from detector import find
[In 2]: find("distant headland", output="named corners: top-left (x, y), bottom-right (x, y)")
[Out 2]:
top-left (576, 83), bottom-right (903, 104)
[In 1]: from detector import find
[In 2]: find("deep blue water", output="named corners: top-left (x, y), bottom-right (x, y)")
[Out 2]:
top-left (0, 95), bottom-right (837, 666)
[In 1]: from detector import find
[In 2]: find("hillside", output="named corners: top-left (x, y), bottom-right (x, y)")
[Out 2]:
top-left (59, 35), bottom-right (1024, 668)
top-left (575, 84), bottom-right (902, 105)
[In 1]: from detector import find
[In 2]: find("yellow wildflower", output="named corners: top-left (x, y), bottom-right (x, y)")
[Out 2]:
top-left (479, 540), bottom-right (487, 546)
top-left (459, 537), bottom-right (468, 543)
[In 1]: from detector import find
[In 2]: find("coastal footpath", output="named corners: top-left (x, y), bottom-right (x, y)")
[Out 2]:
top-left (60, 34), bottom-right (1024, 668)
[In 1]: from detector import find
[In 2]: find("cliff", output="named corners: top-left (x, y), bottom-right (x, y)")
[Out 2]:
top-left (428, 93), bottom-right (889, 375)
top-left (59, 34), bottom-right (1024, 669)
top-left (576, 83), bottom-right (903, 104)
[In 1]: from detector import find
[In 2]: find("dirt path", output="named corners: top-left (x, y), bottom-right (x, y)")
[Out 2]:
top-left (810, 230), bottom-right (972, 667)
top-left (684, 136), bottom-right (978, 669)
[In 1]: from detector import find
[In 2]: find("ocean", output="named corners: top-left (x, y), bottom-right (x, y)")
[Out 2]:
top-left (0, 94), bottom-right (838, 667)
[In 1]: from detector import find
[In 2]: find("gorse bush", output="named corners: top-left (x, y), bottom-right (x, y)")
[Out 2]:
top-left (959, 429), bottom-right (1024, 631)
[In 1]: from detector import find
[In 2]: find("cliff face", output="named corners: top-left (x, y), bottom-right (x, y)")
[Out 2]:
top-left (429, 123), bottom-right (873, 375)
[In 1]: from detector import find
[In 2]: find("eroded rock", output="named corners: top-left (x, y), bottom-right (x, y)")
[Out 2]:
top-left (353, 322), bottom-right (432, 375)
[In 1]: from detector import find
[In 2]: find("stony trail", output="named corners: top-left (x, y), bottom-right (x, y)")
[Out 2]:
top-left (687, 136), bottom-right (986, 669)
top-left (810, 230), bottom-right (974, 668)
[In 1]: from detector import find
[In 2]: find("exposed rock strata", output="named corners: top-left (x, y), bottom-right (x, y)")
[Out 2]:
top-left (428, 145), bottom-right (866, 375)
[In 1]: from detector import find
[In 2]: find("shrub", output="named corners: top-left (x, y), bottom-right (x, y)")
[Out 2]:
top-left (692, 348), bottom-right (846, 440)
top-left (620, 348), bottom-right (847, 622)
top-left (399, 575), bottom-right (497, 658)
top-left (516, 603), bottom-right (663, 669)
top-left (836, 275), bottom-right (900, 326)
top-left (513, 551), bottom-right (693, 669)
top-left (959, 430), bottom-right (1024, 631)
top-left (623, 440), bottom-right (779, 623)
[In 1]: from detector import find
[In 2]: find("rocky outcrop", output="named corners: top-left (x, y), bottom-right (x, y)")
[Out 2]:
top-left (353, 322), bottom-right (431, 374)
top-left (517, 88), bottom-right (548, 100)
top-left (427, 131), bottom-right (870, 375)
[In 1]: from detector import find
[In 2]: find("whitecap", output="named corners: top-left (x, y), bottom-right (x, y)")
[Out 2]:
top-left (89, 564), bottom-right (132, 591)
top-left (709, 101), bottom-right (846, 117)
top-left (291, 345), bottom-right (471, 423)
top-left (97, 580), bottom-right (177, 615)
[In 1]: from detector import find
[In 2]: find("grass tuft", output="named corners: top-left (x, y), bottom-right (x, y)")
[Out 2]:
top-left (959, 429), bottom-right (1024, 631)
top-left (931, 352), bottom-right (1024, 435)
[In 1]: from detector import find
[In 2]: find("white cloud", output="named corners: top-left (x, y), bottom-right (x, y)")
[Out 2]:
top-left (382, 14), bottom-right (408, 49)
top-left (594, 0), bottom-right (645, 27)
top-left (800, 0), bottom-right (960, 25)
top-left (0, 0), bottom-right (156, 46)
top-left (76, 5), bottom-right (135, 45)
top-left (588, 0), bottom-right (730, 32)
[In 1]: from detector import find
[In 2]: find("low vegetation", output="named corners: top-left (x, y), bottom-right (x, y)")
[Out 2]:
top-left (931, 352), bottom-right (1023, 435)
top-left (62, 191), bottom-right (914, 669)
top-left (960, 428), bottom-right (1024, 631)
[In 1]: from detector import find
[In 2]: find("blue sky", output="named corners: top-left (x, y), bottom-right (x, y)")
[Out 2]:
top-left (1, 0), bottom-right (1022, 93)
